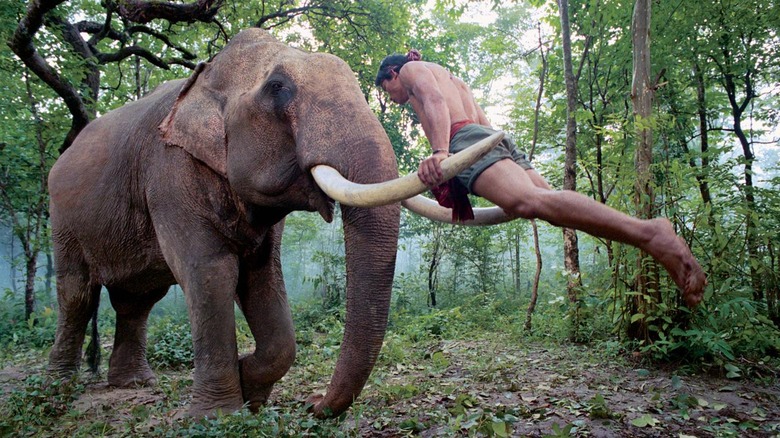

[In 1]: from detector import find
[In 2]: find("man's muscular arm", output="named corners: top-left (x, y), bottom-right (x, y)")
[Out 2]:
top-left (400, 64), bottom-right (451, 152)
top-left (399, 64), bottom-right (451, 186)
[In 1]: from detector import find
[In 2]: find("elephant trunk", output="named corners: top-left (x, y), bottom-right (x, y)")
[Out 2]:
top-left (309, 201), bottom-right (399, 418)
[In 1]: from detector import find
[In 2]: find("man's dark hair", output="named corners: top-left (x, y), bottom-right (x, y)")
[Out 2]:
top-left (375, 54), bottom-right (408, 86)
top-left (375, 50), bottom-right (422, 87)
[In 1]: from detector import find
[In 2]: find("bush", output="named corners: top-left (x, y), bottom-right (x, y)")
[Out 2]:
top-left (147, 315), bottom-right (193, 370)
top-left (0, 294), bottom-right (58, 352)
top-left (632, 280), bottom-right (780, 376)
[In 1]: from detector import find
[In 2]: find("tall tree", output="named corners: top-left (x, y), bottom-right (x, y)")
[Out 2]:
top-left (557, 0), bottom-right (583, 340)
top-left (627, 0), bottom-right (658, 341)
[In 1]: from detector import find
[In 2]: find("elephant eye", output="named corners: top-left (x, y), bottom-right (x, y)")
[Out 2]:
top-left (261, 76), bottom-right (296, 120)
top-left (266, 80), bottom-right (292, 100)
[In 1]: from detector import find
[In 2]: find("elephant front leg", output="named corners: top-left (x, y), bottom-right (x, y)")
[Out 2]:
top-left (237, 295), bottom-right (295, 411)
top-left (237, 223), bottom-right (296, 411)
top-left (181, 256), bottom-right (244, 417)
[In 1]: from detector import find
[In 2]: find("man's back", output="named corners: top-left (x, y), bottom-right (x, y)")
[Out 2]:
top-left (400, 61), bottom-right (489, 128)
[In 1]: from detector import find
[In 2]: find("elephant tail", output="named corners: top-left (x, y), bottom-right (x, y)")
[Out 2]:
top-left (85, 304), bottom-right (101, 375)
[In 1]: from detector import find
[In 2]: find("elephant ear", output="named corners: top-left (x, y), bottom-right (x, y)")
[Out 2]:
top-left (159, 62), bottom-right (227, 177)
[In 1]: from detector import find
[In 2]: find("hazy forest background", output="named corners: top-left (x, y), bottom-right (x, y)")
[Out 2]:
top-left (1, 0), bottom-right (779, 436)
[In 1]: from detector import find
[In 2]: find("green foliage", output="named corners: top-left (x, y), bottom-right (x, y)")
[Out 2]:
top-left (305, 250), bottom-right (346, 310)
top-left (0, 376), bottom-right (84, 436)
top-left (146, 315), bottom-right (194, 370)
top-left (585, 393), bottom-right (613, 420)
top-left (292, 298), bottom-right (343, 332)
top-left (0, 296), bottom-right (778, 436)
top-left (0, 290), bottom-right (57, 352)
top-left (150, 407), bottom-right (347, 437)
top-left (446, 398), bottom-right (521, 437)
top-left (399, 306), bottom-right (464, 341)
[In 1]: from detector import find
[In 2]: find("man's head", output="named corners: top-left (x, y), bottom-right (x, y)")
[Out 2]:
top-left (374, 54), bottom-right (408, 87)
top-left (374, 49), bottom-right (422, 87)
top-left (375, 50), bottom-right (421, 104)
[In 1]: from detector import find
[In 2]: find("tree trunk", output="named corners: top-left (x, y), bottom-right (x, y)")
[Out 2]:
top-left (24, 252), bottom-right (38, 321)
top-left (10, 236), bottom-right (17, 294)
top-left (427, 227), bottom-right (441, 308)
top-left (628, 0), bottom-right (657, 341)
top-left (44, 252), bottom-right (53, 299)
top-left (767, 241), bottom-right (780, 328)
top-left (513, 230), bottom-right (521, 295)
top-left (722, 71), bottom-right (761, 300)
top-left (693, 61), bottom-right (712, 205)
top-left (525, 221), bottom-right (542, 331)
top-left (558, 0), bottom-right (583, 341)
top-left (736, 117), bottom-right (761, 300)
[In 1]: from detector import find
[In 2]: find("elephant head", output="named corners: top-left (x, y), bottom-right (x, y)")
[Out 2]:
top-left (157, 28), bottom-right (502, 417)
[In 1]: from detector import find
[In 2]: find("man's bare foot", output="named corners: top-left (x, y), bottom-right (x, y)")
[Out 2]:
top-left (645, 218), bottom-right (707, 307)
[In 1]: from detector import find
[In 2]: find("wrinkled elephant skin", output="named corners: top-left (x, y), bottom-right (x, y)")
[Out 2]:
top-left (47, 28), bottom-right (400, 418)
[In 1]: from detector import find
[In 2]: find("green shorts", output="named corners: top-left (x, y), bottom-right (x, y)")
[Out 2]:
top-left (449, 124), bottom-right (533, 195)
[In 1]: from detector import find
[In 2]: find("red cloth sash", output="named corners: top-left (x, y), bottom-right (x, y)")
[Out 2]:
top-left (432, 179), bottom-right (474, 223)
top-left (450, 119), bottom-right (475, 140)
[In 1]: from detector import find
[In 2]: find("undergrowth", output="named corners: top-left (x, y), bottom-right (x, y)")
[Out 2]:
top-left (0, 285), bottom-right (778, 436)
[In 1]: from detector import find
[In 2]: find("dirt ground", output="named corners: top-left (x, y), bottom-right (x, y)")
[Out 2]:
top-left (350, 341), bottom-right (780, 437)
top-left (2, 341), bottom-right (779, 437)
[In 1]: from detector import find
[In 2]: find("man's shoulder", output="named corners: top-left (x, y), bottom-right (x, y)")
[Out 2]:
top-left (400, 62), bottom-right (450, 83)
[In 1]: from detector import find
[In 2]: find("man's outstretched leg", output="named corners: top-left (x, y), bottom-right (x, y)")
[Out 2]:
top-left (472, 159), bottom-right (706, 306)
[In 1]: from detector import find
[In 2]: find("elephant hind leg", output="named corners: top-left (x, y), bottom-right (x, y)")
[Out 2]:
top-left (48, 244), bottom-right (101, 378)
top-left (107, 286), bottom-right (168, 387)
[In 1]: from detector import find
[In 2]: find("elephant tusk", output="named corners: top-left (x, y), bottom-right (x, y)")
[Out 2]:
top-left (311, 131), bottom-right (505, 208)
top-left (401, 195), bottom-right (513, 225)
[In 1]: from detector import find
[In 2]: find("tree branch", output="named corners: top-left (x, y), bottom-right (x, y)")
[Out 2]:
top-left (127, 25), bottom-right (197, 59)
top-left (256, 5), bottom-right (314, 28)
top-left (97, 46), bottom-right (171, 70)
top-left (8, 0), bottom-right (92, 149)
top-left (117, 0), bottom-right (224, 24)
top-left (76, 21), bottom-right (128, 44)
top-left (167, 58), bottom-right (198, 69)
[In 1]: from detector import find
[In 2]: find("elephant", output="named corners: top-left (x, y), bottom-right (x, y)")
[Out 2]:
top-left (47, 27), bottom-right (502, 418)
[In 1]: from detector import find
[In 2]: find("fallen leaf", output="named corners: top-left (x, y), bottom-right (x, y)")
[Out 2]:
top-left (631, 414), bottom-right (660, 427)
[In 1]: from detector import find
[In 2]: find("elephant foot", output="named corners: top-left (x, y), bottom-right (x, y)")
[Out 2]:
top-left (242, 386), bottom-right (273, 412)
top-left (238, 355), bottom-right (276, 411)
top-left (187, 395), bottom-right (245, 418)
top-left (48, 344), bottom-right (84, 379)
top-left (47, 362), bottom-right (80, 380)
top-left (187, 371), bottom-right (245, 417)
top-left (107, 367), bottom-right (157, 388)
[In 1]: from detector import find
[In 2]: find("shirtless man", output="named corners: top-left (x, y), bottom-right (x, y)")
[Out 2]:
top-left (375, 51), bottom-right (706, 306)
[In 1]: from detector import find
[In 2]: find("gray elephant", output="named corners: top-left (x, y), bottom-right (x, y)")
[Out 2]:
top-left (47, 28), bottom-right (500, 418)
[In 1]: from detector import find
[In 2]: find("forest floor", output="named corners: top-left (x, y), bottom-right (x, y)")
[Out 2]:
top-left (1, 332), bottom-right (779, 437)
